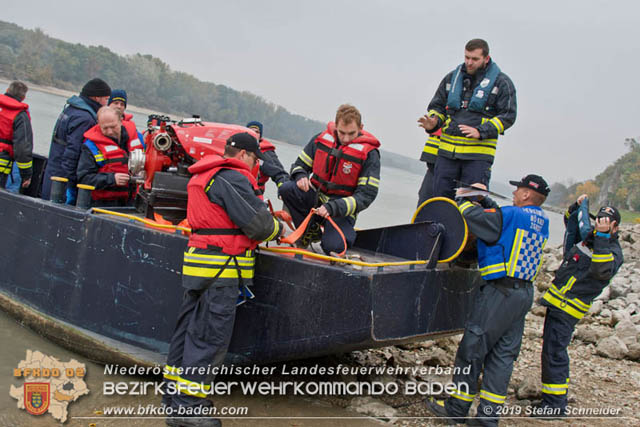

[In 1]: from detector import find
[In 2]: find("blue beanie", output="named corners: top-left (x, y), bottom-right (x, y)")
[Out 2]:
top-left (109, 89), bottom-right (128, 107)
top-left (246, 121), bottom-right (263, 138)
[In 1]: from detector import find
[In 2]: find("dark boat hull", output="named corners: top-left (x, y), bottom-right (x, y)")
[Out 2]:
top-left (0, 190), bottom-right (479, 366)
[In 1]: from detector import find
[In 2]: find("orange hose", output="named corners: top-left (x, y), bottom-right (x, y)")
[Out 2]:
top-left (280, 209), bottom-right (347, 257)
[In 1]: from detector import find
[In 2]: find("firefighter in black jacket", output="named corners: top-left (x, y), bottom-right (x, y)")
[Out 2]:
top-left (279, 104), bottom-right (380, 254)
top-left (535, 195), bottom-right (623, 417)
top-left (418, 38), bottom-right (517, 200)
top-left (163, 132), bottom-right (282, 427)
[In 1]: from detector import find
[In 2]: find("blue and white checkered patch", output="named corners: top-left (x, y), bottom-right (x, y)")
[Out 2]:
top-left (512, 229), bottom-right (546, 281)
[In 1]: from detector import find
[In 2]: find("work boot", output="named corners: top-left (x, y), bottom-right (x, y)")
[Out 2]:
top-left (425, 397), bottom-right (465, 425)
top-left (298, 222), bottom-right (322, 248)
top-left (165, 416), bottom-right (222, 427)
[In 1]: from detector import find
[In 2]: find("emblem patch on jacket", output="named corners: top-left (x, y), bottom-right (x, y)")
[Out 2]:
top-left (342, 162), bottom-right (353, 174)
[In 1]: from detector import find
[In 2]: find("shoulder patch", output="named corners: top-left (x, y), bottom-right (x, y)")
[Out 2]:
top-left (484, 208), bottom-right (497, 213)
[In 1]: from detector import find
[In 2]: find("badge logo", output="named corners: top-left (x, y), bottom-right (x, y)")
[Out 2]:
top-left (480, 78), bottom-right (490, 88)
top-left (342, 162), bottom-right (353, 174)
top-left (24, 383), bottom-right (50, 416)
top-left (476, 90), bottom-right (485, 99)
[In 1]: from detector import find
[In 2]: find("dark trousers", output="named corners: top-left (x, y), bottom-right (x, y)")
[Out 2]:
top-left (417, 162), bottom-right (435, 207)
top-left (163, 285), bottom-right (238, 409)
top-left (445, 280), bottom-right (534, 426)
top-left (433, 157), bottom-right (492, 200)
top-left (279, 180), bottom-right (356, 254)
top-left (540, 307), bottom-right (577, 410)
top-left (0, 173), bottom-right (7, 188)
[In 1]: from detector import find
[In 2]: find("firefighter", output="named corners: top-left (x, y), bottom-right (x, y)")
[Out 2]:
top-left (418, 38), bottom-right (517, 200)
top-left (278, 104), bottom-right (381, 254)
top-left (534, 196), bottom-right (623, 418)
top-left (42, 78), bottom-right (111, 202)
top-left (0, 81), bottom-right (33, 190)
top-left (163, 132), bottom-right (283, 427)
top-left (245, 120), bottom-right (289, 194)
top-left (76, 107), bottom-right (144, 206)
top-left (426, 175), bottom-right (550, 426)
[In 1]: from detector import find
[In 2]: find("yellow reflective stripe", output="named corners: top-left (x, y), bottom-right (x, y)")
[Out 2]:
top-left (205, 177), bottom-right (215, 192)
top-left (542, 290), bottom-right (587, 320)
top-left (450, 387), bottom-right (476, 402)
top-left (480, 263), bottom-right (506, 276)
top-left (559, 276), bottom-right (576, 294)
top-left (507, 229), bottom-right (524, 276)
top-left (458, 201), bottom-right (474, 214)
top-left (571, 296), bottom-right (591, 311)
top-left (176, 383), bottom-right (207, 398)
top-left (0, 167), bottom-right (11, 174)
top-left (541, 382), bottom-right (568, 395)
top-left (439, 141), bottom-right (496, 156)
top-left (184, 251), bottom-right (254, 262)
top-left (165, 364), bottom-right (179, 374)
top-left (427, 109), bottom-right (445, 122)
top-left (343, 196), bottom-right (356, 216)
top-left (489, 117), bottom-right (504, 134)
top-left (182, 265), bottom-right (254, 279)
top-left (0, 158), bottom-right (10, 165)
top-left (357, 177), bottom-right (368, 185)
top-left (479, 389), bottom-right (506, 404)
top-left (368, 177), bottom-right (379, 188)
top-left (592, 253), bottom-right (614, 263)
top-left (184, 256), bottom-right (254, 267)
top-left (298, 151), bottom-right (313, 167)
top-left (291, 166), bottom-right (306, 174)
top-left (441, 133), bottom-right (498, 145)
top-left (265, 217), bottom-right (280, 241)
top-left (16, 160), bottom-right (32, 169)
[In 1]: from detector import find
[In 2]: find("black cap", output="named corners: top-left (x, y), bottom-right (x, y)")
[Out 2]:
top-left (597, 205), bottom-right (621, 224)
top-left (509, 174), bottom-right (550, 196)
top-left (81, 78), bottom-right (111, 97)
top-left (226, 132), bottom-right (265, 160)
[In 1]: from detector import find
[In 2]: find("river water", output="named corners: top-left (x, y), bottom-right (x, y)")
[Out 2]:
top-left (0, 87), bottom-right (566, 426)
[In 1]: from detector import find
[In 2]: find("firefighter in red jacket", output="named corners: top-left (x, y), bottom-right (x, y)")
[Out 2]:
top-left (76, 106), bottom-right (144, 206)
top-left (246, 121), bottom-right (289, 194)
top-left (279, 104), bottom-right (381, 254)
top-left (0, 81), bottom-right (33, 189)
top-left (162, 132), bottom-right (283, 427)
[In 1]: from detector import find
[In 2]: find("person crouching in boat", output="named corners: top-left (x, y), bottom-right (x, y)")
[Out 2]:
top-left (76, 106), bottom-right (144, 207)
top-left (162, 132), bottom-right (283, 427)
top-left (0, 81), bottom-right (33, 190)
top-left (246, 120), bottom-right (289, 194)
top-left (279, 104), bottom-right (381, 254)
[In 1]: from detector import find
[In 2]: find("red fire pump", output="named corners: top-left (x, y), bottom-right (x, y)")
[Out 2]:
top-left (132, 115), bottom-right (259, 220)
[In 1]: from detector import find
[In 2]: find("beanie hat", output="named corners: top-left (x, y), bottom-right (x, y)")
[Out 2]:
top-left (246, 121), bottom-right (263, 138)
top-left (81, 78), bottom-right (111, 98)
top-left (108, 89), bottom-right (128, 107)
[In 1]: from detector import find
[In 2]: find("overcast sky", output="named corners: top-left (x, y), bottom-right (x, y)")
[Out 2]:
top-left (2, 0), bottom-right (638, 184)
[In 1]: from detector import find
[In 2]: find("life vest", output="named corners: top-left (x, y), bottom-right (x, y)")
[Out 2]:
top-left (0, 94), bottom-right (30, 159)
top-left (83, 124), bottom-right (143, 201)
top-left (446, 61), bottom-right (501, 113)
top-left (310, 122), bottom-right (380, 196)
top-left (473, 204), bottom-right (549, 281)
top-left (256, 138), bottom-right (276, 191)
top-left (186, 156), bottom-right (263, 255)
top-left (122, 120), bottom-right (145, 151)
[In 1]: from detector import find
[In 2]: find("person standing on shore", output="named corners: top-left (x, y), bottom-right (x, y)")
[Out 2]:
top-left (534, 196), bottom-right (623, 418)
top-left (0, 81), bottom-right (33, 190)
top-left (418, 39), bottom-right (517, 200)
top-left (162, 132), bottom-right (282, 427)
top-left (42, 78), bottom-right (111, 203)
top-left (426, 175), bottom-right (549, 426)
